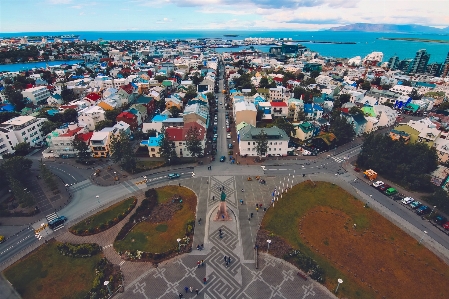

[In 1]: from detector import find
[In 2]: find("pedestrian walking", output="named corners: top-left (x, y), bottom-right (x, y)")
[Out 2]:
top-left (201, 259), bottom-right (204, 266)
top-left (195, 289), bottom-right (199, 295)
top-left (250, 212), bottom-right (253, 218)
top-left (198, 218), bottom-right (202, 225)
top-left (189, 287), bottom-right (193, 293)
top-left (256, 207), bottom-right (259, 212)
top-left (212, 195), bottom-right (215, 201)
top-left (197, 261), bottom-right (200, 268)
top-left (203, 277), bottom-right (207, 284)
top-left (179, 182), bottom-right (181, 186)
top-left (179, 293), bottom-right (183, 298)
top-left (240, 199), bottom-right (243, 205)
top-left (224, 255), bottom-right (227, 262)
top-left (185, 286), bottom-right (189, 293)
top-left (226, 261), bottom-right (229, 267)
top-left (228, 256), bottom-right (231, 263)
top-left (241, 188), bottom-right (244, 192)
top-left (256, 203), bottom-right (259, 208)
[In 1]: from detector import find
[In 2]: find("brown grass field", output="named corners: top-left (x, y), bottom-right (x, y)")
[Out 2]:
top-left (262, 181), bottom-right (449, 299)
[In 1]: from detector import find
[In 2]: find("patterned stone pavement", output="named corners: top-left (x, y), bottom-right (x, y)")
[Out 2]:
top-left (118, 175), bottom-right (335, 299)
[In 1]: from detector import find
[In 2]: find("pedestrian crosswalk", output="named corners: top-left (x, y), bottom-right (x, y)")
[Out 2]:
top-left (46, 212), bottom-right (65, 231)
top-left (331, 156), bottom-right (346, 163)
top-left (46, 212), bottom-right (59, 222)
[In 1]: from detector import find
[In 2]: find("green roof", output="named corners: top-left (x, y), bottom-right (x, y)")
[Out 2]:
top-left (361, 106), bottom-right (376, 117)
top-left (394, 124), bottom-right (419, 143)
top-left (404, 103), bottom-right (420, 113)
top-left (298, 122), bottom-right (314, 133)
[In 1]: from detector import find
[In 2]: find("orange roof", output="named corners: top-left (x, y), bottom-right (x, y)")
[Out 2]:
top-left (59, 127), bottom-right (83, 137)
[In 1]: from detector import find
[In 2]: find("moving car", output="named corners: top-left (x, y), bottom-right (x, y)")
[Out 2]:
top-left (372, 181), bottom-right (384, 188)
top-left (48, 216), bottom-right (67, 229)
top-left (435, 215), bottom-right (447, 225)
top-left (401, 197), bottom-right (414, 205)
top-left (167, 173), bottom-right (180, 179)
top-left (443, 222), bottom-right (449, 230)
top-left (220, 156), bottom-right (226, 162)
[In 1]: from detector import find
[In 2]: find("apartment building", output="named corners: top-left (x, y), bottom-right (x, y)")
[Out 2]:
top-left (78, 106), bottom-right (106, 131)
top-left (21, 86), bottom-right (51, 104)
top-left (0, 116), bottom-right (46, 149)
top-left (89, 131), bottom-right (111, 158)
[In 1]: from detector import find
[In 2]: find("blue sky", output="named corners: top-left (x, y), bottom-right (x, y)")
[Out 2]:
top-left (1, 0), bottom-right (448, 32)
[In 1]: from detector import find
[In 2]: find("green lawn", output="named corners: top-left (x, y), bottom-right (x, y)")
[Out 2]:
top-left (136, 160), bottom-right (164, 169)
top-left (70, 197), bottom-right (136, 234)
top-left (114, 186), bottom-right (196, 253)
top-left (3, 240), bottom-right (101, 299)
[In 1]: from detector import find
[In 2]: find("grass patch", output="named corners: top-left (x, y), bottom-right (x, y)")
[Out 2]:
top-left (70, 197), bottom-right (136, 235)
top-left (262, 181), bottom-right (449, 299)
top-left (136, 160), bottom-right (164, 170)
top-left (3, 240), bottom-right (101, 299)
top-left (114, 186), bottom-right (196, 254)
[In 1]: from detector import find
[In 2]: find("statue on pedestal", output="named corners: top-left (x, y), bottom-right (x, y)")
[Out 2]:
top-left (214, 191), bottom-right (231, 221)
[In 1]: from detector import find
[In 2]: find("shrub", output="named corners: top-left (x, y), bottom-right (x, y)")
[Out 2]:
top-left (57, 242), bottom-right (101, 258)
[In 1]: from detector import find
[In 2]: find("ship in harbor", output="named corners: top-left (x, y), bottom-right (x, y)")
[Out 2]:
top-left (223, 34), bottom-right (239, 37)
top-left (22, 34), bottom-right (80, 41)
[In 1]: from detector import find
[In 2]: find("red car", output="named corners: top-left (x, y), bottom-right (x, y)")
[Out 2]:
top-left (443, 222), bottom-right (449, 230)
top-left (378, 184), bottom-right (391, 192)
top-left (226, 127), bottom-right (231, 132)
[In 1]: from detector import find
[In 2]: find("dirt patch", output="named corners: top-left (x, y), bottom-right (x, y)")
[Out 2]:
top-left (256, 229), bottom-right (292, 258)
top-left (301, 206), bottom-right (449, 299)
top-left (147, 199), bottom-right (182, 223)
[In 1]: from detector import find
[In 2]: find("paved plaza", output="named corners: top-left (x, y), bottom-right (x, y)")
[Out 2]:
top-left (119, 174), bottom-right (335, 299)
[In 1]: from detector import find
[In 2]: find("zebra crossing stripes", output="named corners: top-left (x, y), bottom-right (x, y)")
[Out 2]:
top-left (45, 212), bottom-right (59, 222)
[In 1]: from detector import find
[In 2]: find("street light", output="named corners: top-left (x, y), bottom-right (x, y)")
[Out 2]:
top-left (104, 281), bottom-right (112, 295)
top-left (419, 231), bottom-right (427, 244)
top-left (96, 195), bottom-right (100, 203)
top-left (177, 238), bottom-right (181, 252)
top-left (267, 239), bottom-right (271, 253)
top-left (335, 278), bottom-right (343, 293)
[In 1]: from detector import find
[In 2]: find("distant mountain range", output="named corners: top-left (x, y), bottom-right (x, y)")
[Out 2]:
top-left (327, 23), bottom-right (449, 34)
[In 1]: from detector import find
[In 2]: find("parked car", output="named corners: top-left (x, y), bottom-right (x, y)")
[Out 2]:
top-left (391, 194), bottom-right (403, 201)
top-left (220, 156), bottom-right (226, 162)
top-left (167, 173), bottom-right (180, 179)
top-left (372, 181), bottom-right (384, 188)
top-left (226, 127), bottom-right (231, 132)
top-left (416, 205), bottom-right (431, 215)
top-left (409, 201), bottom-right (422, 209)
top-left (401, 197), bottom-right (414, 205)
top-left (228, 143), bottom-right (233, 149)
top-left (227, 133), bottom-right (231, 139)
top-left (0, 235), bottom-right (5, 244)
top-left (378, 185), bottom-right (389, 192)
top-left (213, 137), bottom-right (217, 143)
top-left (443, 222), bottom-right (449, 230)
top-left (385, 188), bottom-right (398, 196)
top-left (435, 215), bottom-right (447, 225)
top-left (213, 133), bottom-right (218, 138)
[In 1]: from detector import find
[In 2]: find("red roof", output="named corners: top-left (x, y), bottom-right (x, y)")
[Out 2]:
top-left (120, 84), bottom-right (133, 95)
top-left (85, 93), bottom-right (101, 102)
top-left (340, 108), bottom-right (349, 114)
top-left (60, 105), bottom-right (77, 109)
top-left (273, 77), bottom-right (283, 82)
top-left (117, 111), bottom-right (136, 120)
top-left (77, 132), bottom-right (93, 142)
top-left (270, 102), bottom-right (288, 107)
top-left (183, 122), bottom-right (206, 140)
top-left (59, 127), bottom-right (83, 137)
top-left (166, 127), bottom-right (184, 141)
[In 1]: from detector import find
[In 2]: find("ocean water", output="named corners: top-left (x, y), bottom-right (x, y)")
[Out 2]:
top-left (1, 30), bottom-right (449, 70)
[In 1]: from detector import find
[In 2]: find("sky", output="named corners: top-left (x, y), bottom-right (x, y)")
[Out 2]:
top-left (0, 0), bottom-right (448, 32)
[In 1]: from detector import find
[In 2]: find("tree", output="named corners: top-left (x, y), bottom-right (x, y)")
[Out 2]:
top-left (105, 109), bottom-right (120, 122)
top-left (185, 126), bottom-right (203, 159)
top-left (184, 86), bottom-right (198, 102)
top-left (72, 135), bottom-right (90, 160)
top-left (154, 75), bottom-right (167, 83)
top-left (338, 94), bottom-right (351, 107)
top-left (255, 129), bottom-right (268, 159)
top-left (296, 110), bottom-right (306, 122)
top-left (310, 70), bottom-right (320, 79)
top-left (381, 84), bottom-right (392, 90)
top-left (259, 77), bottom-right (270, 89)
top-left (361, 80), bottom-right (371, 91)
top-left (95, 120), bottom-right (114, 131)
top-left (169, 106), bottom-right (181, 118)
top-left (256, 109), bottom-right (264, 122)
top-left (5, 87), bottom-right (27, 111)
top-left (109, 132), bottom-right (136, 172)
top-left (0, 156), bottom-right (33, 183)
top-left (371, 77), bottom-right (381, 86)
top-left (329, 115), bottom-right (355, 145)
top-left (63, 108), bottom-right (78, 123)
top-left (0, 111), bottom-right (20, 123)
top-left (158, 127), bottom-right (177, 163)
top-left (409, 88), bottom-right (422, 101)
top-left (14, 142), bottom-right (30, 156)
top-left (61, 85), bottom-right (77, 104)
top-left (273, 117), bottom-right (295, 137)
top-left (191, 75), bottom-right (204, 86)
top-left (41, 120), bottom-right (60, 135)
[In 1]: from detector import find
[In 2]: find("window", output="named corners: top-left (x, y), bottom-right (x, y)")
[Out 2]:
top-left (253, 142), bottom-right (255, 145)
top-left (248, 142), bottom-right (250, 145)
top-left (274, 142), bottom-right (277, 145)
top-left (273, 148), bottom-right (276, 151)
top-left (247, 148), bottom-right (250, 151)
top-left (269, 142), bottom-right (272, 145)
top-left (279, 148), bottom-right (281, 151)
top-left (279, 142), bottom-right (282, 145)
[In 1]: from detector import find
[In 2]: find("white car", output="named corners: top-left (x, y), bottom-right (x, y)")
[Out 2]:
top-left (213, 134), bottom-right (218, 138)
top-left (227, 133), bottom-right (231, 139)
top-left (401, 197), bottom-right (414, 205)
top-left (372, 181), bottom-right (384, 188)
top-left (220, 102), bottom-right (223, 105)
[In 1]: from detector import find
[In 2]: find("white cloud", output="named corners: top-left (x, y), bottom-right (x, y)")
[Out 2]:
top-left (47, 0), bottom-right (72, 4)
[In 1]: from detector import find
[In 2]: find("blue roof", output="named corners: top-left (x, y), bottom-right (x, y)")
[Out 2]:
top-left (0, 104), bottom-right (15, 112)
top-left (152, 114), bottom-right (168, 122)
top-left (304, 103), bottom-right (313, 114)
top-left (313, 104), bottom-right (323, 111)
top-left (47, 109), bottom-right (59, 116)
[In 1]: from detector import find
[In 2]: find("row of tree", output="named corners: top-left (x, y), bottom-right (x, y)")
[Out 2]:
top-left (357, 133), bottom-right (438, 192)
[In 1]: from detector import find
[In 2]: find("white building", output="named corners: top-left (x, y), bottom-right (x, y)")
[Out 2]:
top-left (0, 116), bottom-right (46, 150)
top-left (238, 125), bottom-right (290, 157)
top-left (269, 87), bottom-right (288, 102)
top-left (0, 127), bottom-right (19, 157)
top-left (44, 123), bottom-right (90, 158)
top-left (78, 106), bottom-right (106, 131)
top-left (22, 86), bottom-right (51, 104)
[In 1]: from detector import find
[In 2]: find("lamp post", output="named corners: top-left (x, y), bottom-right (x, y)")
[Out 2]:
top-left (177, 238), bottom-right (181, 252)
top-left (96, 195), bottom-right (100, 204)
top-left (267, 239), bottom-right (271, 253)
top-left (429, 206), bottom-right (436, 218)
top-left (335, 278), bottom-right (343, 293)
top-left (419, 231), bottom-right (427, 244)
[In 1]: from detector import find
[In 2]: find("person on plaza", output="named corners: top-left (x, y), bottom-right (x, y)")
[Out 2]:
top-left (201, 259), bottom-right (204, 266)
top-left (195, 289), bottom-right (199, 295)
top-left (179, 293), bottom-right (183, 298)
top-left (250, 212), bottom-right (253, 218)
top-left (203, 277), bottom-right (207, 284)
top-left (184, 286), bottom-right (189, 293)
top-left (240, 199), bottom-right (243, 205)
top-left (189, 287), bottom-right (193, 293)
top-left (256, 207), bottom-right (259, 212)
top-left (241, 188), bottom-right (244, 192)
top-left (200, 243), bottom-right (204, 250)
top-left (198, 218), bottom-right (202, 225)
top-left (197, 261), bottom-right (200, 268)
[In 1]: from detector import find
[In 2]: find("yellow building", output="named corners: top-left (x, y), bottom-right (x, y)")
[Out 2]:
top-left (89, 131), bottom-right (111, 158)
